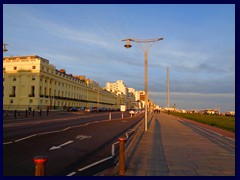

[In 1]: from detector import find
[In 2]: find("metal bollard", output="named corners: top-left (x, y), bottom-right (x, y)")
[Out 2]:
top-left (109, 112), bottom-right (112, 120)
top-left (118, 137), bottom-right (127, 176)
top-left (121, 112), bottom-right (124, 119)
top-left (14, 110), bottom-right (17, 118)
top-left (33, 155), bottom-right (48, 176)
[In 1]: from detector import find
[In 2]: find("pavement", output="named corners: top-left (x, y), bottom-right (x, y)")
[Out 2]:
top-left (124, 112), bottom-right (235, 176)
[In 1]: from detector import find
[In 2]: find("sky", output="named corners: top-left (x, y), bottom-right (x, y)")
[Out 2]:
top-left (3, 4), bottom-right (235, 112)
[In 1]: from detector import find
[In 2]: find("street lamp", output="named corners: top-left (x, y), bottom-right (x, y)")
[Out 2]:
top-left (3, 43), bottom-right (8, 52)
top-left (122, 38), bottom-right (163, 131)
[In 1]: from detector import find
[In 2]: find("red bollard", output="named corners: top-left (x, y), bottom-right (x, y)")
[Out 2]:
top-left (33, 155), bottom-right (48, 176)
top-left (118, 137), bottom-right (127, 176)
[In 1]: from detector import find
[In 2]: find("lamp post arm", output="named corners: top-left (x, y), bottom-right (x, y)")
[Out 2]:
top-left (133, 40), bottom-right (147, 54)
top-left (149, 40), bottom-right (159, 50)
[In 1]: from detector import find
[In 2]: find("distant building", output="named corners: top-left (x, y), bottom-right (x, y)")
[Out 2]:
top-left (106, 80), bottom-right (127, 95)
top-left (105, 80), bottom-right (140, 109)
top-left (225, 111), bottom-right (235, 116)
top-left (3, 55), bottom-right (118, 110)
top-left (136, 91), bottom-right (146, 109)
top-left (203, 109), bottom-right (220, 115)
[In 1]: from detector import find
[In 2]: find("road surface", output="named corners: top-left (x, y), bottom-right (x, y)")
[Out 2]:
top-left (3, 111), bottom-right (143, 176)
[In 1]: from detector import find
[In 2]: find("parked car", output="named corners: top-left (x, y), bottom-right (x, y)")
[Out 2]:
top-left (85, 108), bottom-right (91, 112)
top-left (67, 107), bottom-right (78, 112)
top-left (78, 107), bottom-right (86, 111)
top-left (99, 107), bottom-right (107, 112)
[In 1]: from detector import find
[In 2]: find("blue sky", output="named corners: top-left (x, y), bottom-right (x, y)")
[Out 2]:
top-left (3, 4), bottom-right (235, 112)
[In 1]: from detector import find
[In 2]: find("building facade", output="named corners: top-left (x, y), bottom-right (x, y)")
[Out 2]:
top-left (105, 80), bottom-right (140, 109)
top-left (3, 55), bottom-right (119, 111)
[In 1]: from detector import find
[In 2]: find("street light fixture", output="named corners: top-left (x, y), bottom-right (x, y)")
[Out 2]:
top-left (124, 40), bottom-right (132, 48)
top-left (122, 37), bottom-right (163, 131)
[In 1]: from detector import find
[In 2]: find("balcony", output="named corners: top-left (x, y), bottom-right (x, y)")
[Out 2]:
top-left (9, 94), bottom-right (16, 97)
top-left (29, 94), bottom-right (35, 97)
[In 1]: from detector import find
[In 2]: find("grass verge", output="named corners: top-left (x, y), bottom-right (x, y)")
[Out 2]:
top-left (168, 112), bottom-right (235, 132)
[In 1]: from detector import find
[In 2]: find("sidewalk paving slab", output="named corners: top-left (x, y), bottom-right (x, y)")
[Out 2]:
top-left (124, 113), bottom-right (235, 176)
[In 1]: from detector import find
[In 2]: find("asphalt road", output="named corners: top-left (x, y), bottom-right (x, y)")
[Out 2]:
top-left (3, 111), bottom-right (143, 176)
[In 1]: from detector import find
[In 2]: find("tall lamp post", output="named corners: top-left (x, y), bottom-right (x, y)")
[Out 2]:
top-left (3, 43), bottom-right (8, 52)
top-left (122, 38), bottom-right (163, 131)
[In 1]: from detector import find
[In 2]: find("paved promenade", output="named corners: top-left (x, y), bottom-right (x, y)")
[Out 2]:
top-left (125, 113), bottom-right (235, 176)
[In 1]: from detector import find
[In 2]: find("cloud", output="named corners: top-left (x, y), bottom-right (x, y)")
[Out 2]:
top-left (3, 5), bottom-right (235, 112)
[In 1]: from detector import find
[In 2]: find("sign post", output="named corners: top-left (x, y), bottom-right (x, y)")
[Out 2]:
top-left (120, 105), bottom-right (126, 119)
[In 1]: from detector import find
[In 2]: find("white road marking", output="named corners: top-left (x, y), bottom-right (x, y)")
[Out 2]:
top-left (78, 156), bottom-right (113, 172)
top-left (3, 114), bottom-right (133, 145)
top-left (75, 135), bottom-right (92, 140)
top-left (49, 140), bottom-right (74, 151)
top-left (66, 172), bottom-right (76, 176)
top-left (3, 112), bottom-right (117, 128)
top-left (65, 156), bottom-right (113, 176)
top-left (3, 141), bottom-right (13, 145)
top-left (14, 134), bottom-right (37, 142)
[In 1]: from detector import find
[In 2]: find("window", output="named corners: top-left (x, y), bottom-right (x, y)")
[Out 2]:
top-left (32, 76), bottom-right (36, 80)
top-left (14, 66), bottom-right (17, 70)
top-left (9, 86), bottom-right (16, 97)
top-left (11, 86), bottom-right (16, 96)
top-left (29, 99), bottom-right (33, 103)
top-left (44, 87), bottom-right (47, 96)
top-left (10, 99), bottom-right (13, 104)
top-left (49, 88), bottom-right (51, 96)
top-left (13, 76), bottom-right (16, 81)
top-left (29, 86), bottom-right (35, 97)
top-left (32, 66), bottom-right (36, 69)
